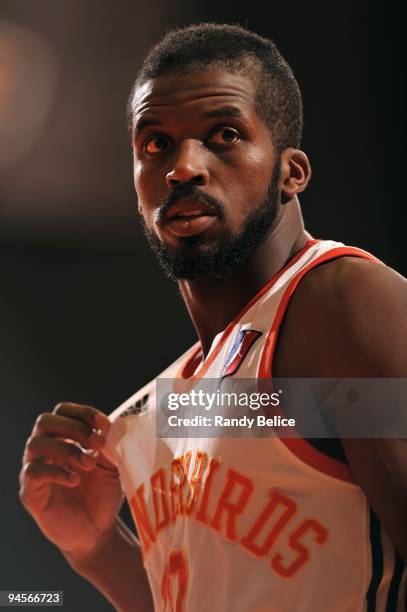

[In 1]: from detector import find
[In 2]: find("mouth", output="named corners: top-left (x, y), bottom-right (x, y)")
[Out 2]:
top-left (161, 198), bottom-right (219, 238)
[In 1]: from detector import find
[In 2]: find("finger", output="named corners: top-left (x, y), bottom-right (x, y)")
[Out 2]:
top-left (98, 449), bottom-right (118, 471)
top-left (23, 435), bottom-right (97, 471)
top-left (20, 460), bottom-right (81, 496)
top-left (52, 403), bottom-right (110, 433)
top-left (32, 413), bottom-right (105, 451)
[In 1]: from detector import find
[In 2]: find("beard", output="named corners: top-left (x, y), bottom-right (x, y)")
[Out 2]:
top-left (141, 162), bottom-right (281, 281)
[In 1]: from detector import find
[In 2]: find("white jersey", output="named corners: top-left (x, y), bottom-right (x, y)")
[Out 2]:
top-left (105, 239), bottom-right (406, 612)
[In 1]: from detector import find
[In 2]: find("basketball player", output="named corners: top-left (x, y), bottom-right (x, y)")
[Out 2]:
top-left (19, 24), bottom-right (406, 611)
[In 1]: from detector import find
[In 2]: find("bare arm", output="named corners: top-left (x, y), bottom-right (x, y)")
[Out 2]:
top-left (274, 257), bottom-right (407, 561)
top-left (65, 517), bottom-right (154, 612)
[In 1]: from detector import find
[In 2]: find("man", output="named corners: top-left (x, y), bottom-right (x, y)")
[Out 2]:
top-left (19, 24), bottom-right (406, 611)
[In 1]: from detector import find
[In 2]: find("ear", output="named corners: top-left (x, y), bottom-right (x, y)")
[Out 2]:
top-left (279, 149), bottom-right (312, 205)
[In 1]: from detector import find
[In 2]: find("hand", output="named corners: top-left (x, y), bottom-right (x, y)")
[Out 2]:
top-left (19, 403), bottom-right (124, 560)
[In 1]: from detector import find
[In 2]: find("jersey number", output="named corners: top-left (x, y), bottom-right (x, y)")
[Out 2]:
top-left (161, 550), bottom-right (189, 611)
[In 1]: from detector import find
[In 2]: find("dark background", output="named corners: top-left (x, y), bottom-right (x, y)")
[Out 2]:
top-left (0, 1), bottom-right (405, 610)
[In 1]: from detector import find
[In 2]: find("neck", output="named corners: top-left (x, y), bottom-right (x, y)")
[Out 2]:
top-left (178, 198), bottom-right (311, 356)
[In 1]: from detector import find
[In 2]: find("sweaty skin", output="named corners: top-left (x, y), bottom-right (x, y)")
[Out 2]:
top-left (132, 68), bottom-right (312, 355)
top-left (19, 65), bottom-right (407, 612)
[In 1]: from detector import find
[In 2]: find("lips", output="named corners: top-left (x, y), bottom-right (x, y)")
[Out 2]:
top-left (162, 198), bottom-right (219, 238)
top-left (165, 198), bottom-right (217, 222)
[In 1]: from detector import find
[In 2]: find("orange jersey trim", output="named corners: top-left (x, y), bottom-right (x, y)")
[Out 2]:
top-left (177, 239), bottom-right (319, 380)
top-left (259, 245), bottom-right (382, 484)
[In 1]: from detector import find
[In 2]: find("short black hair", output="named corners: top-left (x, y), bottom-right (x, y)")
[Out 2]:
top-left (128, 23), bottom-right (303, 153)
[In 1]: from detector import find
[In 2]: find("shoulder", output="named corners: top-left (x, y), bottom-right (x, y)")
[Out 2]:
top-left (274, 255), bottom-right (407, 377)
top-left (274, 253), bottom-right (407, 561)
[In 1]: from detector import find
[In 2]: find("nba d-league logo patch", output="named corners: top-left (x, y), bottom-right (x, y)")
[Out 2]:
top-left (222, 329), bottom-right (262, 378)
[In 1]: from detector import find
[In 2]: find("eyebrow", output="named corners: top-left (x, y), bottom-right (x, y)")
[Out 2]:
top-left (202, 106), bottom-right (247, 121)
top-left (133, 105), bottom-right (247, 136)
top-left (133, 117), bottom-right (162, 137)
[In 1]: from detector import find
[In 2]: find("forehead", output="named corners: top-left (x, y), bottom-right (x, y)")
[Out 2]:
top-left (131, 68), bottom-right (258, 119)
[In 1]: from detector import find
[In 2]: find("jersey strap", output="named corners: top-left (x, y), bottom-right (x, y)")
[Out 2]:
top-left (258, 244), bottom-right (382, 483)
top-left (177, 239), bottom-right (320, 380)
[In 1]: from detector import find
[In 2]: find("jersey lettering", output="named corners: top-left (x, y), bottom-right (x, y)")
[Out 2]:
top-left (129, 449), bottom-right (328, 578)
top-left (241, 490), bottom-right (297, 557)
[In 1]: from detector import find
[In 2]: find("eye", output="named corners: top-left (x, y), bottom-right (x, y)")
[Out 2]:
top-left (208, 127), bottom-right (241, 146)
top-left (144, 134), bottom-right (170, 155)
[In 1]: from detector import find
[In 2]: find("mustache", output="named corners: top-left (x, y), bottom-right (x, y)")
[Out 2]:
top-left (157, 184), bottom-right (225, 222)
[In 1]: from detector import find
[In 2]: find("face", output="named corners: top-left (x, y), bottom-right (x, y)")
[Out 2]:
top-left (131, 67), bottom-right (281, 280)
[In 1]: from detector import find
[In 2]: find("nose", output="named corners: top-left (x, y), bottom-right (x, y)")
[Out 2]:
top-left (166, 139), bottom-right (209, 188)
